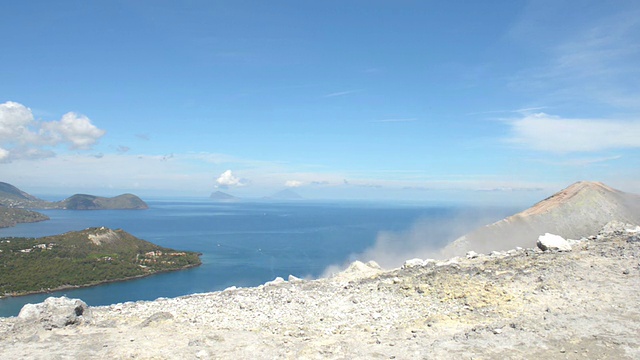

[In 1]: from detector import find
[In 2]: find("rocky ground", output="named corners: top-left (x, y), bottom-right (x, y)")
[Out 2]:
top-left (1, 221), bottom-right (639, 359)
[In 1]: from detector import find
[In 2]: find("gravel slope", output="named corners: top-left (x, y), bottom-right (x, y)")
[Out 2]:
top-left (1, 221), bottom-right (639, 359)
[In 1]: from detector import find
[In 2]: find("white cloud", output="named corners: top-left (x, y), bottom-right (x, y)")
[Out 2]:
top-left (215, 170), bottom-right (248, 188)
top-left (0, 147), bottom-right (9, 161)
top-left (507, 113), bottom-right (640, 152)
top-left (322, 90), bottom-right (360, 98)
top-left (40, 112), bottom-right (106, 149)
top-left (0, 101), bottom-right (106, 161)
top-left (0, 101), bottom-right (37, 143)
top-left (0, 153), bottom-right (216, 194)
top-left (536, 155), bottom-right (622, 167)
top-left (285, 180), bottom-right (303, 188)
top-left (509, 7), bottom-right (640, 109)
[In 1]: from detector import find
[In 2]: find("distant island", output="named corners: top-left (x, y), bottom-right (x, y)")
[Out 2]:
top-left (0, 227), bottom-right (201, 297)
top-left (0, 181), bottom-right (148, 212)
top-left (56, 193), bottom-right (148, 210)
top-left (209, 191), bottom-right (240, 202)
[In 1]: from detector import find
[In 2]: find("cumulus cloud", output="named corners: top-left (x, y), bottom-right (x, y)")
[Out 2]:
top-left (285, 180), bottom-right (303, 188)
top-left (40, 112), bottom-right (106, 149)
top-left (0, 101), bottom-right (106, 161)
top-left (215, 170), bottom-right (248, 188)
top-left (0, 101), bottom-right (37, 142)
top-left (507, 113), bottom-right (640, 152)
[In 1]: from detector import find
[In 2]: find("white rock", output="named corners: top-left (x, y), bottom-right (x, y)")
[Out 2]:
top-left (330, 260), bottom-right (382, 282)
top-left (599, 220), bottom-right (633, 236)
top-left (264, 277), bottom-right (285, 286)
top-left (626, 226), bottom-right (640, 234)
top-left (567, 238), bottom-right (581, 245)
top-left (18, 297), bottom-right (91, 329)
top-left (288, 274), bottom-right (302, 282)
top-left (537, 233), bottom-right (572, 252)
top-left (402, 258), bottom-right (425, 268)
top-left (466, 251), bottom-right (479, 259)
top-left (436, 257), bottom-right (459, 267)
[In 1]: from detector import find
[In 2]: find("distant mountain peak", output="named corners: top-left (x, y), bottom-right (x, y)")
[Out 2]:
top-left (521, 181), bottom-right (619, 217)
top-left (0, 182), bottom-right (41, 203)
top-left (209, 191), bottom-right (239, 201)
top-left (445, 181), bottom-right (640, 255)
top-left (60, 194), bottom-right (148, 210)
top-left (553, 181), bottom-right (617, 197)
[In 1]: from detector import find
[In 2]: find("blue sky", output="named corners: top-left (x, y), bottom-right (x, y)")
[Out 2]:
top-left (1, 1), bottom-right (639, 204)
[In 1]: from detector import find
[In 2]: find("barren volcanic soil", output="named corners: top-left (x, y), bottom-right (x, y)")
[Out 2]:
top-left (1, 221), bottom-right (639, 359)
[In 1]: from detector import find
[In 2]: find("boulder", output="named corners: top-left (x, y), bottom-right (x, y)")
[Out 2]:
top-left (465, 251), bottom-right (480, 259)
top-left (18, 296), bottom-right (91, 330)
top-left (537, 233), bottom-right (572, 252)
top-left (402, 258), bottom-right (425, 268)
top-left (330, 260), bottom-right (382, 282)
top-left (264, 277), bottom-right (285, 286)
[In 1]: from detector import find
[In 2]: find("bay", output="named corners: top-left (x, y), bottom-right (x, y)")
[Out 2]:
top-left (0, 199), bottom-right (514, 317)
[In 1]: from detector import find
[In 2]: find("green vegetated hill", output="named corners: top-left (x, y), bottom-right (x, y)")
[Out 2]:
top-left (58, 193), bottom-right (149, 210)
top-left (0, 206), bottom-right (49, 228)
top-left (0, 182), bottom-right (50, 209)
top-left (0, 182), bottom-right (39, 201)
top-left (0, 227), bottom-right (201, 297)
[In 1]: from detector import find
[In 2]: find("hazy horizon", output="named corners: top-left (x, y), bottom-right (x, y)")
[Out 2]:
top-left (5, 178), bottom-right (635, 208)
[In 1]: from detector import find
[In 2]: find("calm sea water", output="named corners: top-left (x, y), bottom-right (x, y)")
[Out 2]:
top-left (0, 199), bottom-right (514, 317)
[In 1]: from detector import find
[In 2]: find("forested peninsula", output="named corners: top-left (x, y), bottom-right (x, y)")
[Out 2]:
top-left (0, 227), bottom-right (201, 297)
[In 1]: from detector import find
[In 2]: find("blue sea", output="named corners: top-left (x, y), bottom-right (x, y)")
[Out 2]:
top-left (0, 199), bottom-right (516, 317)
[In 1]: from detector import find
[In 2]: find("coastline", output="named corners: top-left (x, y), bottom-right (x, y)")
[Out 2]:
top-left (0, 261), bottom-right (202, 301)
top-left (2, 221), bottom-right (639, 358)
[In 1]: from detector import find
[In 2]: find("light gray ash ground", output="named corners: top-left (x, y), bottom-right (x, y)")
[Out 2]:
top-left (1, 221), bottom-right (639, 359)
